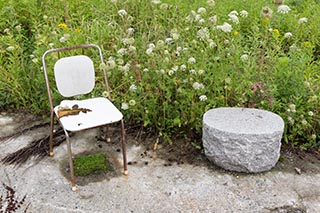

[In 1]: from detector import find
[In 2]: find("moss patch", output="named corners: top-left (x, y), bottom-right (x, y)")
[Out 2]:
top-left (73, 153), bottom-right (111, 176)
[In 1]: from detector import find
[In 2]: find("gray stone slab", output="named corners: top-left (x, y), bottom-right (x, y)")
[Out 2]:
top-left (203, 107), bottom-right (284, 173)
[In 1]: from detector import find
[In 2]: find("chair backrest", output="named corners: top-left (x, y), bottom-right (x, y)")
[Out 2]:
top-left (54, 55), bottom-right (95, 97)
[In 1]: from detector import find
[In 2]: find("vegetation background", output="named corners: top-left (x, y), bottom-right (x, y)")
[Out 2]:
top-left (0, 0), bottom-right (319, 150)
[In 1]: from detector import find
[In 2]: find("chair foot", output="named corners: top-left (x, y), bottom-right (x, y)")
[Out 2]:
top-left (106, 137), bottom-right (111, 143)
top-left (71, 185), bottom-right (78, 191)
top-left (123, 170), bottom-right (128, 176)
top-left (49, 152), bottom-right (54, 157)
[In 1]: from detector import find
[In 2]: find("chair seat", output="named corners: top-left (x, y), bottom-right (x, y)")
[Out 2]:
top-left (54, 97), bottom-right (123, 131)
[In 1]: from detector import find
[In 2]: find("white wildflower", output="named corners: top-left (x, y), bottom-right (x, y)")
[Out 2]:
top-left (240, 10), bottom-right (248, 17)
top-left (165, 37), bottom-right (173, 44)
top-left (216, 22), bottom-right (232, 33)
top-left (121, 103), bottom-right (129, 110)
top-left (304, 81), bottom-right (310, 88)
top-left (117, 59), bottom-right (124, 65)
top-left (288, 116), bottom-right (294, 125)
top-left (229, 14), bottom-right (239, 24)
top-left (228, 10), bottom-right (238, 16)
top-left (193, 82), bottom-right (204, 90)
top-left (6, 46), bottom-right (14, 51)
top-left (198, 69), bottom-right (205, 75)
top-left (290, 44), bottom-right (300, 51)
top-left (128, 45), bottom-right (136, 53)
top-left (240, 54), bottom-right (249, 61)
top-left (308, 111), bottom-right (314, 116)
top-left (143, 68), bottom-right (149, 72)
top-left (172, 66), bottom-right (179, 72)
top-left (277, 5), bottom-right (291, 14)
top-left (117, 48), bottom-right (127, 55)
top-left (180, 64), bottom-right (186, 71)
top-left (146, 48), bottom-right (153, 55)
top-left (151, 0), bottom-right (161, 4)
top-left (209, 40), bottom-right (217, 48)
top-left (195, 14), bottom-right (201, 22)
top-left (207, 0), bottom-right (215, 7)
top-left (160, 3), bottom-right (169, 10)
top-left (298, 17), bottom-right (308, 24)
top-left (59, 36), bottom-right (66, 43)
top-left (168, 70), bottom-right (174, 76)
top-left (156, 40), bottom-right (165, 48)
top-left (106, 59), bottom-right (116, 70)
top-left (311, 134), bottom-right (317, 140)
top-left (172, 33), bottom-right (180, 40)
top-left (188, 57), bottom-right (196, 64)
top-left (118, 9), bottom-right (128, 17)
top-left (15, 25), bottom-right (21, 31)
top-left (197, 7), bottom-right (206, 14)
top-left (129, 100), bottom-right (136, 106)
top-left (164, 50), bottom-right (169, 55)
top-left (122, 63), bottom-right (130, 72)
top-left (63, 33), bottom-right (70, 39)
top-left (301, 119), bottom-right (308, 125)
top-left (48, 43), bottom-right (54, 47)
top-left (289, 104), bottom-right (296, 113)
top-left (3, 28), bottom-right (10, 33)
top-left (208, 15), bottom-right (217, 25)
top-left (102, 91), bottom-right (108, 98)
top-left (197, 27), bottom-right (210, 41)
top-left (199, 95), bottom-right (207, 101)
top-left (284, 32), bottom-right (293, 38)
top-left (189, 69), bottom-right (196, 74)
top-left (122, 38), bottom-right (130, 45)
top-left (29, 54), bottom-right (35, 59)
top-left (225, 77), bottom-right (231, 84)
top-left (126, 27), bottom-right (135, 35)
top-left (148, 43), bottom-right (155, 49)
top-left (199, 19), bottom-right (205, 24)
top-left (261, 6), bottom-right (273, 18)
top-left (159, 69), bottom-right (165, 74)
top-left (129, 84), bottom-right (137, 92)
top-left (32, 58), bottom-right (38, 63)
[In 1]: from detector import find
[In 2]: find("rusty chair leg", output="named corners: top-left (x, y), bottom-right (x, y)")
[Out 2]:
top-left (121, 119), bottom-right (128, 175)
top-left (63, 129), bottom-right (77, 191)
top-left (49, 110), bottom-right (55, 157)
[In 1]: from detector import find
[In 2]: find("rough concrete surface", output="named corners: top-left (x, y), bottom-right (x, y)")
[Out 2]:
top-left (0, 113), bottom-right (320, 213)
top-left (203, 108), bottom-right (284, 173)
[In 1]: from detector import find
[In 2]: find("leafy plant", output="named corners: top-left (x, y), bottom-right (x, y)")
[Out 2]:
top-left (0, 183), bottom-right (29, 213)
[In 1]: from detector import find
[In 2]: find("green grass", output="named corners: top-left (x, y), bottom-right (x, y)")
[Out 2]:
top-left (73, 153), bottom-right (111, 176)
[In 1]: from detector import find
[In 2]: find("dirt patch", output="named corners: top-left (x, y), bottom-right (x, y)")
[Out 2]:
top-left (274, 145), bottom-right (320, 175)
top-left (125, 125), bottom-right (320, 176)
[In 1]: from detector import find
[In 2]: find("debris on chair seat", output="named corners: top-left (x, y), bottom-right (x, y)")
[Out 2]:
top-left (57, 107), bottom-right (92, 118)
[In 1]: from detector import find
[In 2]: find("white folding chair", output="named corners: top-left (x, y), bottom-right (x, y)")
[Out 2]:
top-left (41, 44), bottom-right (128, 191)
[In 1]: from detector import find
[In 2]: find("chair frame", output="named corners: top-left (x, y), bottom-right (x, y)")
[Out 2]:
top-left (41, 44), bottom-right (128, 191)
